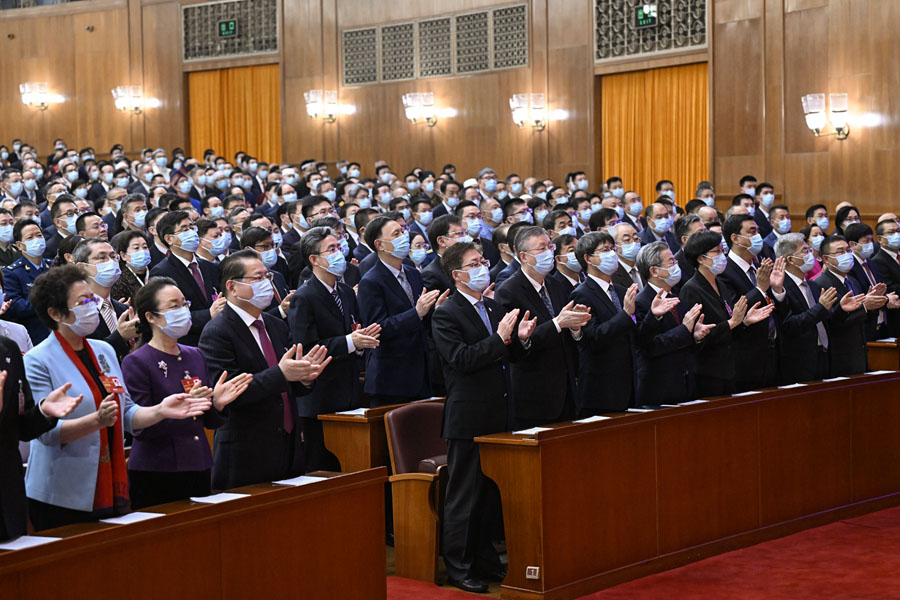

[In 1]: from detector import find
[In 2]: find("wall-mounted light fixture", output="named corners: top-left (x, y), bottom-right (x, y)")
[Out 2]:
top-left (112, 86), bottom-right (160, 114)
top-left (304, 90), bottom-right (355, 123)
top-left (802, 93), bottom-right (849, 140)
top-left (402, 92), bottom-right (439, 127)
top-left (19, 82), bottom-right (64, 110)
top-left (509, 93), bottom-right (547, 131)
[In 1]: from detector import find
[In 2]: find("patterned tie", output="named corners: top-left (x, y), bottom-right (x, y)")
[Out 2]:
top-left (862, 260), bottom-right (886, 325)
top-left (332, 288), bottom-right (344, 315)
top-left (538, 285), bottom-right (554, 317)
top-left (188, 262), bottom-right (209, 302)
top-left (475, 300), bottom-right (492, 334)
top-left (100, 299), bottom-right (117, 334)
top-left (397, 270), bottom-right (415, 306)
top-left (251, 319), bottom-right (293, 433)
top-left (607, 286), bottom-right (622, 311)
top-left (748, 265), bottom-right (757, 286)
top-left (630, 268), bottom-right (642, 289)
top-left (800, 281), bottom-right (829, 349)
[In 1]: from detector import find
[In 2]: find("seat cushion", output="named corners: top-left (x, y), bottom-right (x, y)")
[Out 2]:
top-left (417, 454), bottom-right (447, 474)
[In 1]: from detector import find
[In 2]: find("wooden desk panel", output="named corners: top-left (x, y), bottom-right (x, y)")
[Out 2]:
top-left (478, 373), bottom-right (900, 600)
top-left (0, 469), bottom-right (388, 600)
top-left (867, 341), bottom-right (900, 371)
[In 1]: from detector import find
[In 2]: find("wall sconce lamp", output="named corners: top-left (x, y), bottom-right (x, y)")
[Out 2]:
top-left (509, 93), bottom-right (547, 131)
top-left (802, 93), bottom-right (850, 140)
top-left (19, 82), bottom-right (64, 110)
top-left (111, 86), bottom-right (160, 114)
top-left (402, 92), bottom-right (438, 127)
top-left (304, 90), bottom-right (354, 123)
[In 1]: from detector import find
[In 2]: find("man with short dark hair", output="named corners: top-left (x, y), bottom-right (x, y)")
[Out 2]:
top-left (845, 222), bottom-right (896, 339)
top-left (5, 219), bottom-right (52, 342)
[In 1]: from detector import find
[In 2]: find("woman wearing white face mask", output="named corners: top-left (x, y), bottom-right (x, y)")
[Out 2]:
top-left (110, 230), bottom-right (152, 306)
top-left (120, 277), bottom-right (251, 509)
top-left (799, 223), bottom-right (825, 281)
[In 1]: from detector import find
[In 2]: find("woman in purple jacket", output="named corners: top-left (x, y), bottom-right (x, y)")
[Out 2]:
top-left (121, 277), bottom-right (252, 509)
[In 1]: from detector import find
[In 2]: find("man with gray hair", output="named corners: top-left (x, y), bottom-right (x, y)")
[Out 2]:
top-left (770, 232), bottom-right (838, 383)
top-left (477, 167), bottom-right (498, 201)
top-left (633, 241), bottom-right (710, 405)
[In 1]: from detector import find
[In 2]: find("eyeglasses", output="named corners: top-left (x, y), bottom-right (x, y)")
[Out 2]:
top-left (235, 272), bottom-right (274, 284)
top-left (460, 259), bottom-right (490, 270)
top-left (175, 225), bottom-right (198, 233)
top-left (826, 248), bottom-right (854, 256)
top-left (70, 295), bottom-right (101, 309)
top-left (254, 243), bottom-right (276, 252)
top-left (154, 300), bottom-right (192, 313)
top-left (444, 230), bottom-right (468, 239)
top-left (525, 243), bottom-right (556, 254)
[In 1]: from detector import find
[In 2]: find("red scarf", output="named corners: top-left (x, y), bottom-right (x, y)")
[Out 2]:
top-left (54, 332), bottom-right (130, 514)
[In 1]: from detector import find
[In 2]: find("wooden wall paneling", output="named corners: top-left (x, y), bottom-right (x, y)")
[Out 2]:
top-left (321, 0), bottom-right (340, 164)
top-left (127, 0), bottom-right (145, 153)
top-left (763, 0), bottom-right (785, 191)
top-left (529, 0), bottom-right (549, 179)
top-left (282, 0), bottom-right (325, 163)
top-left (141, 1), bottom-right (183, 153)
top-left (852, 379), bottom-right (900, 501)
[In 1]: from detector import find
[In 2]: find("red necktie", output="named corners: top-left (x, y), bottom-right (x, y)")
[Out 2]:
top-left (669, 305), bottom-right (681, 325)
top-left (252, 319), bottom-right (294, 433)
top-left (188, 262), bottom-right (209, 302)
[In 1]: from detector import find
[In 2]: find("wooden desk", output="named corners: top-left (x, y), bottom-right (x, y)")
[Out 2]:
top-left (476, 372), bottom-right (900, 600)
top-left (320, 397), bottom-right (444, 472)
top-left (867, 340), bottom-right (899, 371)
top-left (0, 468), bottom-right (388, 600)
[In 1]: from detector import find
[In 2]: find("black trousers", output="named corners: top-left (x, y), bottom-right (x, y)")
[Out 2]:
top-left (128, 469), bottom-right (212, 510)
top-left (300, 417), bottom-right (341, 472)
top-left (442, 438), bottom-right (503, 581)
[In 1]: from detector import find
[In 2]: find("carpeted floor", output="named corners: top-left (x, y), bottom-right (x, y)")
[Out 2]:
top-left (389, 505), bottom-right (900, 599)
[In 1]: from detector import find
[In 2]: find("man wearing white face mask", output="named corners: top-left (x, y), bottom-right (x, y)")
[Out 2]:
top-left (754, 182), bottom-right (776, 238)
top-left (432, 180), bottom-right (461, 219)
top-left (476, 167), bottom-right (498, 201)
top-left (762, 204), bottom-right (791, 260)
top-left (73, 239), bottom-right (139, 360)
top-left (611, 223), bottom-right (645, 291)
top-left (150, 211), bottom-right (226, 346)
top-left (871, 219), bottom-right (900, 303)
top-left (640, 202), bottom-right (679, 253)
top-left (0, 208), bottom-right (20, 267)
top-left (845, 223), bottom-right (896, 340)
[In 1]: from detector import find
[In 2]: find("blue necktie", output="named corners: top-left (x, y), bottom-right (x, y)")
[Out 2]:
top-left (538, 286), bottom-right (554, 317)
top-left (608, 286), bottom-right (622, 311)
top-left (475, 300), bottom-right (492, 334)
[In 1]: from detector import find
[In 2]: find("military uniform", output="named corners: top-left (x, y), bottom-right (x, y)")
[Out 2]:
top-left (4, 256), bottom-right (51, 344)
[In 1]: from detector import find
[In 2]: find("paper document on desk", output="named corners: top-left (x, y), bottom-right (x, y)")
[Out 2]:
top-left (512, 427), bottom-right (551, 436)
top-left (626, 408), bottom-right (653, 413)
top-left (875, 337), bottom-right (897, 343)
top-left (100, 512), bottom-right (164, 525)
top-left (822, 376), bottom-right (850, 382)
top-left (335, 407), bottom-right (368, 416)
top-left (573, 415), bottom-right (611, 423)
top-left (866, 370), bottom-right (895, 375)
top-left (274, 475), bottom-right (328, 487)
top-left (732, 390), bottom-right (761, 396)
top-left (190, 493), bottom-right (250, 504)
top-left (680, 399), bottom-right (709, 405)
top-left (0, 536), bottom-right (61, 551)
top-left (778, 383), bottom-right (807, 389)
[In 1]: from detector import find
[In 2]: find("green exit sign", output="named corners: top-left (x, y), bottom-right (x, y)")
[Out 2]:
top-left (635, 5), bottom-right (657, 29)
top-left (218, 19), bottom-right (239, 38)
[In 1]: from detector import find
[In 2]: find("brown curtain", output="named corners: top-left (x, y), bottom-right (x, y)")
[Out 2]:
top-left (188, 64), bottom-right (282, 163)
top-left (601, 62), bottom-right (708, 208)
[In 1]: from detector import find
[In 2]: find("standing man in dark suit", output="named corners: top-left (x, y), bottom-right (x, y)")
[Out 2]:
top-left (611, 223), bottom-right (645, 291)
top-left (640, 201), bottom-right (679, 253)
top-left (671, 214), bottom-right (704, 295)
top-left (495, 226), bottom-right (590, 426)
top-left (150, 210), bottom-right (226, 346)
top-left (0, 338), bottom-right (84, 540)
top-left (423, 214), bottom-right (467, 294)
top-left (550, 233), bottom-right (582, 295)
top-left (358, 215), bottom-right (444, 406)
top-left (289, 227), bottom-right (381, 470)
top-left (872, 219), bottom-right (900, 296)
top-left (200, 250), bottom-right (329, 489)
top-left (844, 223), bottom-right (895, 340)
top-left (433, 241), bottom-right (535, 594)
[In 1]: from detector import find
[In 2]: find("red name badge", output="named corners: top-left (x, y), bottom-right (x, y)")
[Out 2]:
top-left (181, 376), bottom-right (203, 393)
top-left (100, 375), bottom-right (125, 395)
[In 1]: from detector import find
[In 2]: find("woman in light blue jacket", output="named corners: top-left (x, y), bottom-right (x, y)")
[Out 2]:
top-left (24, 264), bottom-right (212, 531)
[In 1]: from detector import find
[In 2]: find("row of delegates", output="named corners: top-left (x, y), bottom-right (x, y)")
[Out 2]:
top-left (22, 265), bottom-right (218, 531)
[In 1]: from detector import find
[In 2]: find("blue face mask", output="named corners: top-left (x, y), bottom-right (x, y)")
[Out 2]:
top-left (446, 196), bottom-right (460, 208)
top-left (519, 212), bottom-right (534, 224)
top-left (260, 248), bottom-right (277, 268)
top-left (614, 206), bottom-right (625, 219)
top-left (62, 214), bottom-right (77, 234)
top-left (662, 190), bottom-right (675, 201)
top-left (833, 251), bottom-right (855, 273)
top-left (531, 249), bottom-right (555, 275)
top-left (208, 234), bottom-right (230, 257)
top-left (857, 242), bottom-right (875, 260)
top-left (132, 210), bottom-right (147, 228)
top-left (510, 182), bottom-right (523, 196)
top-left (157, 306), bottom-right (192, 339)
top-left (810, 235), bottom-right (824, 251)
top-left (177, 230), bottom-right (200, 253)
top-left (379, 192), bottom-right (392, 205)
top-left (535, 191), bottom-right (547, 201)
top-left (535, 209), bottom-right (549, 223)
top-left (384, 231), bottom-right (410, 259)
top-left (705, 253), bottom-right (728, 275)
top-left (660, 263), bottom-right (682, 287)
top-left (356, 196), bottom-right (371, 209)
top-left (407, 181), bottom-right (420, 192)
top-left (619, 241), bottom-right (641, 261)
top-left (490, 207), bottom-right (504, 223)
top-left (90, 171), bottom-right (100, 181)
top-left (90, 260), bottom-right (121, 288)
top-left (348, 168), bottom-right (360, 178)
top-left (155, 157), bottom-right (167, 167)
top-left (179, 180), bottom-right (192, 193)
top-left (209, 205), bottom-right (225, 218)
top-left (815, 217), bottom-right (829, 232)
top-left (272, 231), bottom-right (283, 249)
top-left (410, 248), bottom-right (427, 265)
top-left (0, 225), bottom-right (12, 244)
top-left (612, 187), bottom-right (625, 199)
top-left (102, 172), bottom-right (114, 184)
top-left (282, 192), bottom-right (298, 204)
top-left (652, 218), bottom-right (670, 234)
top-left (400, 208), bottom-right (411, 221)
top-left (579, 208), bottom-right (592, 223)
top-left (702, 196), bottom-right (715, 207)
top-left (338, 237), bottom-right (350, 257)
top-left (259, 170), bottom-right (269, 180)
top-left (798, 251), bottom-right (816, 273)
top-left (884, 232), bottom-right (900, 251)
top-left (23, 236), bottom-right (46, 258)
top-left (628, 201), bottom-right (643, 216)
top-left (460, 265), bottom-right (491, 292)
top-left (24, 179), bottom-right (37, 191)
top-left (595, 250), bottom-right (619, 276)
top-left (484, 179), bottom-right (498, 193)
top-left (563, 252), bottom-right (582, 273)
top-left (323, 250), bottom-right (347, 276)
top-left (760, 193), bottom-right (775, 208)
top-left (216, 179), bottom-right (229, 190)
top-left (117, 177), bottom-right (130, 188)
top-left (9, 182), bottom-right (23, 197)
top-left (745, 233), bottom-right (764, 256)
top-left (558, 226), bottom-right (577, 237)
top-left (776, 219), bottom-right (791, 234)
top-left (324, 190), bottom-right (337, 202)
top-left (466, 219), bottom-right (482, 237)
top-left (75, 188), bottom-right (88, 199)
top-left (129, 249), bottom-right (151, 269)
top-left (417, 211), bottom-right (433, 226)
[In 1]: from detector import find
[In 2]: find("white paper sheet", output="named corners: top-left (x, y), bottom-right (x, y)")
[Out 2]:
top-left (273, 475), bottom-right (328, 487)
top-left (778, 383), bottom-right (808, 389)
top-left (512, 427), bottom-right (552, 435)
top-left (866, 370), bottom-right (895, 375)
top-left (335, 407), bottom-right (368, 416)
top-left (573, 415), bottom-right (611, 423)
top-left (732, 390), bottom-right (761, 396)
top-left (875, 337), bottom-right (897, 343)
top-left (100, 512), bottom-right (164, 525)
top-left (680, 399), bottom-right (710, 405)
top-left (626, 408), bottom-right (653, 413)
top-left (189, 493), bottom-right (250, 504)
top-left (822, 376), bottom-right (850, 382)
top-left (0, 536), bottom-right (61, 551)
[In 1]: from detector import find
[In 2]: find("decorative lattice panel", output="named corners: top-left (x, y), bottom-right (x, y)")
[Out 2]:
top-left (455, 11), bottom-right (491, 74)
top-left (342, 27), bottom-right (379, 85)
top-left (182, 0), bottom-right (278, 62)
top-left (492, 4), bottom-right (528, 69)
top-left (594, 0), bottom-right (706, 62)
top-left (418, 17), bottom-right (453, 78)
top-left (381, 23), bottom-right (417, 81)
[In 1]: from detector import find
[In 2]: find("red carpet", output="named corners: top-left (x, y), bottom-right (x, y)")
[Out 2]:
top-left (389, 506), bottom-right (900, 599)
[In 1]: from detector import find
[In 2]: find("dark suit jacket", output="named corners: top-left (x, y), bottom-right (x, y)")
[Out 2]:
top-left (623, 212), bottom-right (645, 232)
top-left (148, 243), bottom-right (167, 269)
top-left (357, 259), bottom-right (430, 399)
top-left (478, 237), bottom-right (501, 267)
top-left (611, 262), bottom-right (643, 291)
top-left (495, 269), bottom-right (576, 423)
top-left (870, 248), bottom-right (900, 337)
top-left (671, 249), bottom-right (694, 296)
top-left (42, 232), bottom-right (66, 260)
top-left (102, 211), bottom-right (118, 238)
top-left (490, 259), bottom-right (510, 283)
top-left (88, 182), bottom-right (111, 202)
top-left (86, 298), bottom-right (130, 361)
top-left (848, 257), bottom-right (889, 340)
top-left (289, 276), bottom-right (362, 417)
top-left (422, 254), bottom-right (452, 293)
top-left (282, 227), bottom-right (302, 254)
top-left (634, 285), bottom-right (696, 405)
top-left (493, 260), bottom-right (520, 288)
top-left (550, 270), bottom-right (578, 297)
top-left (754, 208), bottom-right (774, 239)
top-left (433, 291), bottom-right (520, 439)
top-left (678, 271), bottom-right (735, 383)
top-left (149, 254), bottom-right (218, 346)
top-left (639, 227), bottom-right (679, 253)
top-left (0, 336), bottom-right (54, 540)
top-left (352, 243), bottom-right (372, 263)
top-left (431, 202), bottom-right (450, 219)
top-left (815, 269), bottom-right (869, 376)
top-left (570, 277), bottom-right (636, 412)
top-left (773, 275), bottom-right (830, 383)
top-left (199, 305), bottom-right (310, 490)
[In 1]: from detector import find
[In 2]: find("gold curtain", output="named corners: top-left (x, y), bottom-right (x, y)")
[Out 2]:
top-left (600, 62), bottom-right (708, 208)
top-left (188, 64), bottom-right (282, 163)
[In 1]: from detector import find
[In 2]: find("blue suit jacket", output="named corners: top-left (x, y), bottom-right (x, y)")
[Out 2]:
top-left (24, 336), bottom-right (139, 512)
top-left (357, 258), bottom-right (430, 398)
top-left (4, 256), bottom-right (52, 343)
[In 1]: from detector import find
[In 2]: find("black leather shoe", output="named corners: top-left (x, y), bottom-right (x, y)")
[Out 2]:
top-left (476, 566), bottom-right (507, 582)
top-left (448, 577), bottom-right (489, 594)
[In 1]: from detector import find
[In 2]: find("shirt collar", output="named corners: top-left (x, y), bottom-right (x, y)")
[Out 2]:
top-left (380, 258), bottom-right (401, 278)
top-left (587, 273), bottom-right (611, 293)
top-left (786, 270), bottom-right (805, 287)
top-left (314, 273), bottom-right (335, 294)
top-left (648, 282), bottom-right (666, 297)
top-left (457, 287), bottom-right (481, 306)
top-left (522, 269), bottom-right (544, 294)
top-left (172, 251), bottom-right (197, 269)
top-left (729, 251), bottom-right (753, 274)
top-left (227, 300), bottom-right (258, 327)
top-left (561, 271), bottom-right (579, 287)
top-left (618, 258), bottom-right (636, 273)
top-left (882, 247), bottom-right (898, 261)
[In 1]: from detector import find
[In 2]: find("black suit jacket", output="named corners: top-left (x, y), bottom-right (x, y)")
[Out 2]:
top-left (478, 237), bottom-right (501, 267)
top-left (611, 262), bottom-right (643, 291)
top-left (671, 249), bottom-right (694, 296)
top-left (623, 212), bottom-right (645, 232)
top-left (773, 275), bottom-right (830, 383)
top-left (495, 269), bottom-right (576, 423)
top-left (88, 182), bottom-right (110, 202)
top-left (289, 276), bottom-right (362, 417)
top-left (550, 270), bottom-right (578, 297)
top-left (0, 336), bottom-right (54, 540)
top-left (433, 291), bottom-right (520, 439)
top-left (639, 227), bottom-right (679, 253)
top-left (493, 260), bottom-right (520, 288)
top-left (422, 254), bottom-right (452, 293)
top-left (282, 227), bottom-right (302, 255)
top-left (86, 298), bottom-right (130, 361)
top-left (199, 305), bottom-right (310, 490)
top-left (148, 243), bottom-right (167, 269)
top-left (848, 257), bottom-right (890, 340)
top-left (490, 260), bottom-right (510, 283)
top-left (570, 277), bottom-right (636, 412)
top-left (42, 232), bottom-right (65, 260)
top-left (149, 254), bottom-right (218, 346)
top-left (870, 249), bottom-right (900, 337)
top-left (634, 285), bottom-right (696, 405)
top-left (678, 271), bottom-right (735, 383)
top-left (814, 269), bottom-right (869, 376)
top-left (352, 243), bottom-right (372, 263)
top-left (754, 208), bottom-right (774, 239)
